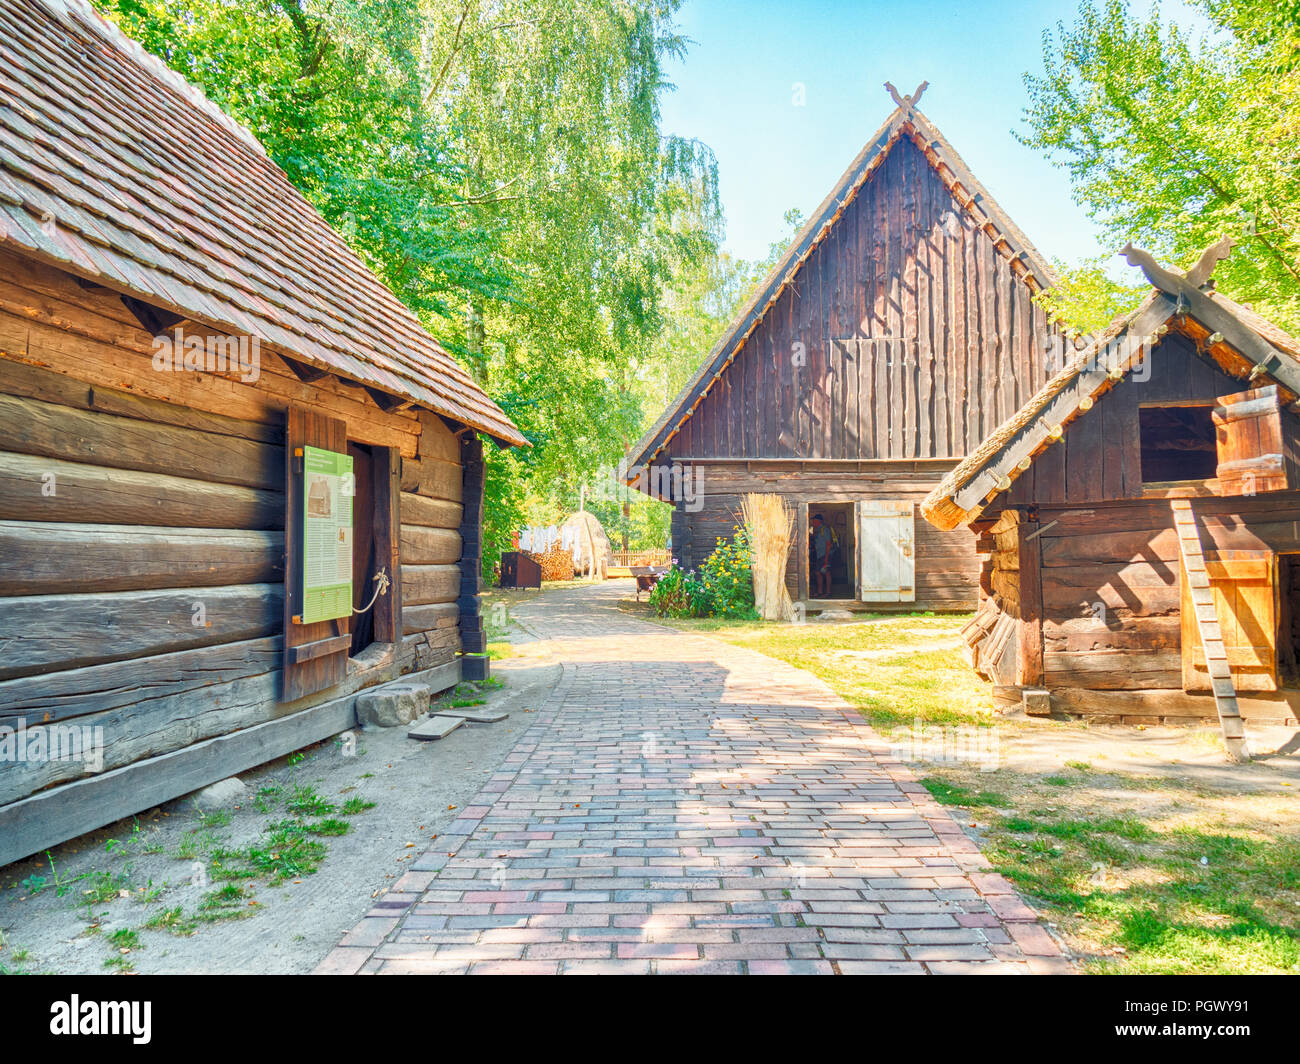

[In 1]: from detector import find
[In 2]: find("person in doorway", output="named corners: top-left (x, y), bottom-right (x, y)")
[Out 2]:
top-left (810, 513), bottom-right (832, 598)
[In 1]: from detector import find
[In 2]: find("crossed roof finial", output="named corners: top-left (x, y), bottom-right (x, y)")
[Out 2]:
top-left (885, 80), bottom-right (928, 109)
top-left (1120, 236), bottom-right (1236, 294)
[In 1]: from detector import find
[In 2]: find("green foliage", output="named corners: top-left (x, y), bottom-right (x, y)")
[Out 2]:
top-left (93, 0), bottom-right (727, 579)
top-left (1035, 256), bottom-right (1149, 336)
top-left (1023, 0), bottom-right (1300, 332)
top-left (647, 531), bottom-right (755, 619)
top-left (698, 529), bottom-right (757, 618)
top-left (646, 564), bottom-right (712, 618)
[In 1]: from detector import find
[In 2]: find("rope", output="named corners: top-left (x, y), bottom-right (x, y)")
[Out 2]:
top-left (352, 567), bottom-right (390, 614)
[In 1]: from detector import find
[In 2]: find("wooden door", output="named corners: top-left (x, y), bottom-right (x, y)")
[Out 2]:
top-left (857, 500), bottom-right (915, 603)
top-left (1180, 551), bottom-right (1277, 692)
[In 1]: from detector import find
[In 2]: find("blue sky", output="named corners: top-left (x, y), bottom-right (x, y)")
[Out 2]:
top-left (659, 0), bottom-right (1208, 272)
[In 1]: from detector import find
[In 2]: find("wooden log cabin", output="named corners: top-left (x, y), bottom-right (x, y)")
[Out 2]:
top-left (0, 0), bottom-right (526, 866)
top-left (921, 242), bottom-right (1300, 731)
top-left (624, 84), bottom-right (1069, 610)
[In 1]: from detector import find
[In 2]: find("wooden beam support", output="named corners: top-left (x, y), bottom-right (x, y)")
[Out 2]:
top-left (1016, 515), bottom-right (1044, 687)
top-left (364, 385), bottom-right (410, 413)
top-left (282, 357), bottom-right (331, 383)
top-left (120, 294), bottom-right (186, 334)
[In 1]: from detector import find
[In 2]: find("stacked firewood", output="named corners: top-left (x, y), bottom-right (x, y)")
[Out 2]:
top-left (527, 546), bottom-right (575, 582)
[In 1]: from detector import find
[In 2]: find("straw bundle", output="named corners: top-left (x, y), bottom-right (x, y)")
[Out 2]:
top-left (741, 493), bottom-right (795, 621)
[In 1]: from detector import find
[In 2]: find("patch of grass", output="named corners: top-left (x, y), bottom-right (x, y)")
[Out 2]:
top-left (143, 907), bottom-right (198, 936)
top-left (108, 928), bottom-right (141, 951)
top-left (243, 821), bottom-right (329, 883)
top-left (486, 642), bottom-right (515, 660)
top-left (659, 613), bottom-right (993, 730)
top-left (304, 818), bottom-right (350, 837)
top-left (341, 797), bottom-right (376, 816)
top-left (80, 870), bottom-right (131, 904)
top-left (198, 809), bottom-right (233, 829)
top-left (195, 884), bottom-right (254, 923)
top-left (103, 955), bottom-right (134, 972)
top-left (286, 785), bottom-right (336, 818)
top-left (1065, 760), bottom-right (1092, 772)
top-left (920, 777), bottom-right (1011, 808)
top-left (449, 698), bottom-right (486, 708)
top-left (254, 785), bottom-right (283, 814)
top-left (928, 764), bottom-right (1300, 974)
top-left (173, 828), bottom-right (222, 862)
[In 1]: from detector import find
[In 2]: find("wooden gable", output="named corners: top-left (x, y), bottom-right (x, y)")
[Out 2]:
top-left (667, 136), bottom-right (1058, 464)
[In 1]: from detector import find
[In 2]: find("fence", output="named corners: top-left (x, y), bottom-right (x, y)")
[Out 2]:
top-left (609, 549), bottom-right (670, 569)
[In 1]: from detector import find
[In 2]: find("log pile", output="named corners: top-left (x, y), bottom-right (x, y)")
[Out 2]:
top-left (528, 545), bottom-right (575, 582)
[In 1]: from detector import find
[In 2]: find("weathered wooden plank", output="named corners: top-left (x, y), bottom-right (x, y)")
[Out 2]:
top-left (403, 600), bottom-right (460, 636)
top-left (1048, 686), bottom-right (1297, 723)
top-left (0, 521), bottom-right (282, 594)
top-left (0, 583), bottom-right (282, 680)
top-left (0, 635), bottom-right (279, 727)
top-left (0, 352), bottom-right (282, 443)
top-left (400, 491), bottom-right (463, 530)
top-left (1044, 648), bottom-right (1182, 689)
top-left (399, 523), bottom-right (462, 566)
top-left (0, 392), bottom-right (283, 490)
top-left (0, 682), bottom-right (365, 868)
top-left (1017, 518), bottom-right (1044, 685)
top-left (400, 454), bottom-right (464, 501)
top-left (402, 563), bottom-right (460, 606)
top-left (0, 451), bottom-right (282, 528)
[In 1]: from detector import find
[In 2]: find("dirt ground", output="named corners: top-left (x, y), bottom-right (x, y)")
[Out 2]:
top-left (0, 642), bottom-right (560, 975)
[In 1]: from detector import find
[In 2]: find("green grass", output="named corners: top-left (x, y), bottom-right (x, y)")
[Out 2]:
top-left (923, 768), bottom-right (1300, 974)
top-left (921, 778), bottom-right (1011, 808)
top-left (341, 797), bottom-right (376, 815)
top-left (286, 785), bottom-right (336, 818)
top-left (653, 613), bottom-right (991, 731)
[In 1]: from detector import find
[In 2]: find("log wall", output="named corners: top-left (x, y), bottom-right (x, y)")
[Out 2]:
top-left (673, 458), bottom-right (979, 609)
top-left (971, 495), bottom-right (1300, 725)
top-left (0, 249), bottom-right (466, 842)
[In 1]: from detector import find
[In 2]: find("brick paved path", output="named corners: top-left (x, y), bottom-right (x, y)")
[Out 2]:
top-left (318, 582), bottom-right (1071, 974)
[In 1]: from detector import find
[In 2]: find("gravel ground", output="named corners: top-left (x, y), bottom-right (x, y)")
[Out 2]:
top-left (0, 632), bottom-right (560, 975)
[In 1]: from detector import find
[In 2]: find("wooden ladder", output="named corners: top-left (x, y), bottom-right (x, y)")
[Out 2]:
top-left (1170, 499), bottom-right (1250, 762)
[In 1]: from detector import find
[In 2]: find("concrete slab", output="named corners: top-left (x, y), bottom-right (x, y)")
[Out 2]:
top-left (407, 714), bottom-right (465, 741)
top-left (439, 708), bottom-right (509, 723)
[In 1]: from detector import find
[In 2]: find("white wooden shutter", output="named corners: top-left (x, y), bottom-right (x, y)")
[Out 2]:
top-left (857, 500), bottom-right (915, 603)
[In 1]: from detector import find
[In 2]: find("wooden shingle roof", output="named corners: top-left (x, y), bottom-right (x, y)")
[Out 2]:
top-left (624, 96), bottom-right (1056, 476)
top-left (0, 0), bottom-right (526, 446)
top-left (920, 281), bottom-right (1300, 531)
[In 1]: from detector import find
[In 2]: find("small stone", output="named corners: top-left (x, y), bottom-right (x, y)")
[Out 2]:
top-left (190, 777), bottom-right (245, 809)
top-left (356, 683), bottom-right (430, 727)
top-left (813, 609), bottom-right (855, 623)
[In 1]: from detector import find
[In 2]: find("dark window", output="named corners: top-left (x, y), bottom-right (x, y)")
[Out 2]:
top-left (1139, 405), bottom-right (1218, 483)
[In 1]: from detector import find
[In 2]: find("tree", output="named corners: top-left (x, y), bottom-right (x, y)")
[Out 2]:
top-left (95, 0), bottom-right (725, 574)
top-left (1022, 0), bottom-right (1300, 333)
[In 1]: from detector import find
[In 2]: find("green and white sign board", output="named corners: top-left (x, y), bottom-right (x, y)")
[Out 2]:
top-left (301, 445), bottom-right (354, 623)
